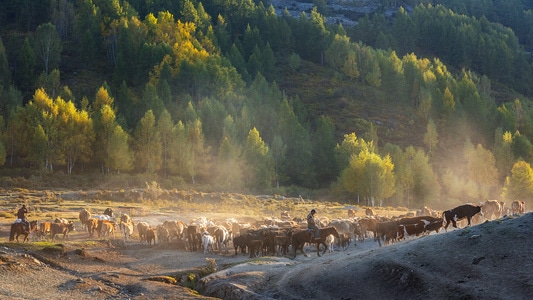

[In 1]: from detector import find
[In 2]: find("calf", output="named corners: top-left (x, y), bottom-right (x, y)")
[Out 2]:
top-left (97, 219), bottom-right (116, 238)
top-left (248, 240), bottom-right (263, 258)
top-left (337, 232), bottom-right (351, 250)
top-left (50, 221), bottom-right (75, 241)
top-left (325, 234), bottom-right (335, 253)
top-left (99, 221), bottom-right (115, 238)
top-left (157, 225), bottom-right (170, 243)
top-left (511, 200), bottom-right (525, 214)
top-left (39, 221), bottom-right (52, 239)
top-left (397, 221), bottom-right (425, 240)
top-left (443, 204), bottom-right (482, 230)
top-left (424, 218), bottom-right (444, 234)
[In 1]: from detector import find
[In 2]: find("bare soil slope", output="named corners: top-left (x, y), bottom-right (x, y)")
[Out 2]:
top-left (200, 213), bottom-right (533, 299)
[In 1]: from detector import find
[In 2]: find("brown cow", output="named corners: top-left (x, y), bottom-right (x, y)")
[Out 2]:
top-left (157, 225), bottom-right (170, 243)
top-left (358, 218), bottom-right (378, 241)
top-left (145, 228), bottom-right (156, 245)
top-left (38, 221), bottom-right (52, 239)
top-left (99, 221), bottom-right (115, 238)
top-left (137, 222), bottom-right (150, 243)
top-left (186, 225), bottom-right (201, 251)
top-left (482, 200), bottom-right (502, 220)
top-left (347, 209), bottom-right (356, 218)
top-left (85, 218), bottom-right (99, 237)
top-left (50, 221), bottom-right (75, 241)
top-left (365, 207), bottom-right (375, 216)
top-left (511, 200), bottom-right (525, 214)
top-left (97, 219), bottom-right (116, 238)
top-left (375, 220), bottom-right (399, 247)
top-left (79, 209), bottom-right (91, 231)
top-left (162, 220), bottom-right (186, 241)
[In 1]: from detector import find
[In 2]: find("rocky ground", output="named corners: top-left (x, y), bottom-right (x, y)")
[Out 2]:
top-left (1, 210), bottom-right (532, 299)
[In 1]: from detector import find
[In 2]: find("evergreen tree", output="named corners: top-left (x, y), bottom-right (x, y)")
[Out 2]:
top-left (243, 127), bottom-right (274, 191)
top-left (312, 116), bottom-right (338, 187)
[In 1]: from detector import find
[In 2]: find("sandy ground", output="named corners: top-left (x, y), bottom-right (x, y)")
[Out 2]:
top-left (1, 211), bottom-right (532, 300)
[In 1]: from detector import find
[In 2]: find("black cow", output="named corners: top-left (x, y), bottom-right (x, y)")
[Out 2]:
top-left (443, 204), bottom-right (482, 230)
top-left (104, 208), bottom-right (114, 218)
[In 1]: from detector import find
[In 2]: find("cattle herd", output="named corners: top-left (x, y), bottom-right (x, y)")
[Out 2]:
top-left (21, 200), bottom-right (527, 259)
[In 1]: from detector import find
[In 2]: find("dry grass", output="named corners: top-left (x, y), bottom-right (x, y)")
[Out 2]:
top-left (0, 188), bottom-right (410, 224)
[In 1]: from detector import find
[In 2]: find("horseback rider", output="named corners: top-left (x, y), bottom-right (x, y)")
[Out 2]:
top-left (307, 208), bottom-right (320, 240)
top-left (17, 204), bottom-right (30, 233)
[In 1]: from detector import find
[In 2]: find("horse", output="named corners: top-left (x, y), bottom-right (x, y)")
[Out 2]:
top-left (291, 226), bottom-right (340, 258)
top-left (9, 220), bottom-right (38, 243)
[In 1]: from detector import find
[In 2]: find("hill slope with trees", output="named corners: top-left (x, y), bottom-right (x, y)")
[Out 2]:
top-left (1, 0), bottom-right (533, 209)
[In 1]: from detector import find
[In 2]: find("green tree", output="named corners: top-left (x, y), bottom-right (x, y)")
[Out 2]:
top-left (157, 109), bottom-right (174, 178)
top-left (493, 128), bottom-right (514, 180)
top-left (108, 124), bottom-right (133, 173)
top-left (404, 146), bottom-right (440, 208)
top-left (325, 34), bottom-right (350, 70)
top-left (93, 104), bottom-right (116, 173)
top-left (270, 134), bottom-right (286, 188)
top-left (312, 116), bottom-right (338, 187)
top-left (340, 146), bottom-right (395, 206)
top-left (464, 143), bottom-right (499, 199)
top-left (243, 127), bottom-right (274, 191)
top-left (133, 110), bottom-right (162, 174)
top-left (288, 52), bottom-right (301, 72)
top-left (56, 97), bottom-right (94, 174)
top-left (215, 115), bottom-right (243, 189)
top-left (34, 22), bottom-right (62, 75)
top-left (342, 51), bottom-right (359, 80)
top-left (0, 38), bottom-right (11, 87)
top-left (423, 118), bottom-right (438, 154)
top-left (169, 121), bottom-right (193, 180)
top-left (17, 38), bottom-right (36, 96)
top-left (502, 160), bottom-right (533, 201)
top-left (186, 119), bottom-right (209, 184)
top-left (35, 69), bottom-right (61, 99)
top-left (278, 99), bottom-right (314, 187)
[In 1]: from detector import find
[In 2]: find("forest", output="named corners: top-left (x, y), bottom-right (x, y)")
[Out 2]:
top-left (0, 0), bottom-right (533, 209)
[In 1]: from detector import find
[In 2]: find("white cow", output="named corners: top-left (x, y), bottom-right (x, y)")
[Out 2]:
top-left (202, 232), bottom-right (215, 254)
top-left (325, 234), bottom-right (335, 253)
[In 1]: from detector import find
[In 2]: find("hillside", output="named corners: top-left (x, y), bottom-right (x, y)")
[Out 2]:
top-left (198, 212), bottom-right (533, 299)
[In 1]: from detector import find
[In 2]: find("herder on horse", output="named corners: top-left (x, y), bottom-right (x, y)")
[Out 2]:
top-left (17, 204), bottom-right (30, 233)
top-left (307, 208), bottom-right (320, 241)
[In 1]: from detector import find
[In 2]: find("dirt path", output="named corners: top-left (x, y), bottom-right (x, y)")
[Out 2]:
top-left (0, 211), bottom-right (378, 299)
